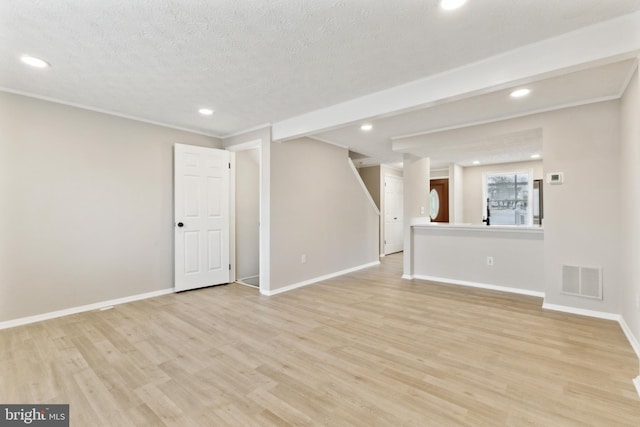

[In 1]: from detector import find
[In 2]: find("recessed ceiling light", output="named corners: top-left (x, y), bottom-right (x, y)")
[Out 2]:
top-left (510, 88), bottom-right (531, 98)
top-left (472, 160), bottom-right (480, 165)
top-left (360, 123), bottom-right (373, 131)
top-left (198, 108), bottom-right (214, 116)
top-left (440, 0), bottom-right (467, 11)
top-left (531, 154), bottom-right (541, 159)
top-left (20, 55), bottom-right (50, 68)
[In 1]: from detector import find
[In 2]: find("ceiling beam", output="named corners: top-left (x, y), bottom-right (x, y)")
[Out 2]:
top-left (272, 11), bottom-right (640, 142)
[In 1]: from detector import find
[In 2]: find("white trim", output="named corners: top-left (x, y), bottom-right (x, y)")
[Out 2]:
top-left (542, 304), bottom-right (640, 400)
top-left (0, 288), bottom-right (174, 330)
top-left (412, 223), bottom-right (544, 234)
top-left (0, 88), bottom-right (224, 139)
top-left (619, 316), bottom-right (640, 360)
top-left (392, 95), bottom-right (619, 141)
top-left (225, 138), bottom-right (262, 152)
top-left (348, 158), bottom-right (381, 216)
top-left (227, 138), bottom-right (270, 295)
top-left (402, 274), bottom-right (413, 280)
top-left (307, 135), bottom-right (350, 150)
top-left (633, 376), bottom-right (640, 399)
top-left (413, 275), bottom-right (545, 298)
top-left (381, 162), bottom-right (404, 172)
top-left (260, 261), bottom-right (380, 296)
top-left (618, 57), bottom-right (639, 97)
top-left (235, 280), bottom-right (260, 289)
top-left (229, 151), bottom-right (237, 283)
top-left (541, 302), bottom-right (620, 321)
top-left (223, 124), bottom-right (271, 139)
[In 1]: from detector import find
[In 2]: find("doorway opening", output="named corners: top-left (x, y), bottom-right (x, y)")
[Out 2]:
top-left (234, 146), bottom-right (260, 288)
top-left (383, 174), bottom-right (404, 255)
top-left (429, 178), bottom-right (449, 223)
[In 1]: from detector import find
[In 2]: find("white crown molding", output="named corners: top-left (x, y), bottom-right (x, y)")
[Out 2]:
top-left (0, 88), bottom-right (224, 139)
top-left (222, 123), bottom-right (272, 139)
top-left (391, 95), bottom-right (619, 143)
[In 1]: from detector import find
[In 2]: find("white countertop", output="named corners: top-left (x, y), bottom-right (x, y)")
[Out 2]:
top-left (411, 220), bottom-right (544, 234)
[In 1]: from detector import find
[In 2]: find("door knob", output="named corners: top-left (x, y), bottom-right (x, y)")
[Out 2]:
top-left (177, 222), bottom-right (184, 228)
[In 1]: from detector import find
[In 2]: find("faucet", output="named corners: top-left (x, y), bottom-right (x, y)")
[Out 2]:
top-left (482, 198), bottom-right (491, 226)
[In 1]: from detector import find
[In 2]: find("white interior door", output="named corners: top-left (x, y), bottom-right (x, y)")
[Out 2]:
top-left (384, 175), bottom-right (404, 255)
top-left (174, 144), bottom-right (230, 292)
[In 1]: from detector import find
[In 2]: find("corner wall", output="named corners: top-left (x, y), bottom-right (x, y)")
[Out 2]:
top-left (620, 66), bottom-right (640, 361)
top-left (235, 148), bottom-right (260, 280)
top-left (0, 92), bottom-right (221, 323)
top-left (269, 138), bottom-right (379, 291)
top-left (223, 126), bottom-right (272, 293)
top-left (542, 101), bottom-right (621, 315)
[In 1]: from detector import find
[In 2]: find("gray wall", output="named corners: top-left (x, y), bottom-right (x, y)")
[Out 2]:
top-left (542, 101), bottom-right (620, 315)
top-left (270, 138), bottom-right (379, 290)
top-left (413, 227), bottom-right (544, 293)
top-left (235, 148), bottom-right (260, 280)
top-left (620, 67), bottom-right (640, 349)
top-left (402, 154), bottom-right (430, 277)
top-left (358, 166), bottom-right (381, 209)
top-left (358, 165), bottom-right (404, 254)
top-left (450, 163), bottom-right (464, 223)
top-left (400, 100), bottom-right (622, 315)
top-left (0, 92), bottom-right (221, 323)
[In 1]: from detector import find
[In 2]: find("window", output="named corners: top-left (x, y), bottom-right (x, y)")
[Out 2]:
top-left (482, 170), bottom-right (533, 226)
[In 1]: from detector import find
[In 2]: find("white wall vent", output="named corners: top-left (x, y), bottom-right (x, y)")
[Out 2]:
top-left (561, 265), bottom-right (602, 300)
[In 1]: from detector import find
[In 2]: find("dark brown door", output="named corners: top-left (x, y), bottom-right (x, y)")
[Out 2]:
top-left (430, 179), bottom-right (449, 223)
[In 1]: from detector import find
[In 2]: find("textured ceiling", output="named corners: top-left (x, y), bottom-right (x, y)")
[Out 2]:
top-left (2, 0), bottom-right (640, 137)
top-left (314, 59), bottom-right (638, 166)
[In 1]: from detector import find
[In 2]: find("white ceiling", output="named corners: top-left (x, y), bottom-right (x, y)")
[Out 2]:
top-left (313, 59), bottom-right (638, 167)
top-left (2, 0), bottom-right (640, 145)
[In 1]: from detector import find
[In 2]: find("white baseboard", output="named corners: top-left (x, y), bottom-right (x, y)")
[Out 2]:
top-left (541, 302), bottom-right (621, 321)
top-left (0, 288), bottom-right (174, 330)
top-left (413, 275), bottom-right (545, 298)
top-left (402, 274), bottom-right (413, 280)
top-left (633, 376), bottom-right (640, 399)
top-left (619, 316), bottom-right (640, 360)
top-left (542, 303), bottom-right (640, 399)
top-left (260, 261), bottom-right (380, 296)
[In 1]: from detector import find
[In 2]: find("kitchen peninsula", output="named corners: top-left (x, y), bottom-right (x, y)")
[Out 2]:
top-left (409, 222), bottom-right (544, 297)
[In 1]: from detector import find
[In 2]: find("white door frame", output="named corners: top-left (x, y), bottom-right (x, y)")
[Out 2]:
top-left (174, 144), bottom-right (232, 291)
top-left (383, 173), bottom-right (404, 255)
top-left (226, 139), bottom-right (270, 294)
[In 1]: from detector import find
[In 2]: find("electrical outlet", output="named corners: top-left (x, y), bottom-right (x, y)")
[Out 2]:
top-left (636, 294), bottom-right (640, 311)
top-left (301, 254), bottom-right (306, 264)
top-left (420, 206), bottom-right (425, 215)
top-left (486, 256), bottom-right (494, 266)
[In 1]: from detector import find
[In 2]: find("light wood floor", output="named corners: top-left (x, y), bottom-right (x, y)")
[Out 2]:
top-left (1, 254), bottom-right (639, 426)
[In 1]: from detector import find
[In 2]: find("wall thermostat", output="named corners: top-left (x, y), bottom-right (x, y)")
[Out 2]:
top-left (547, 172), bottom-right (564, 185)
